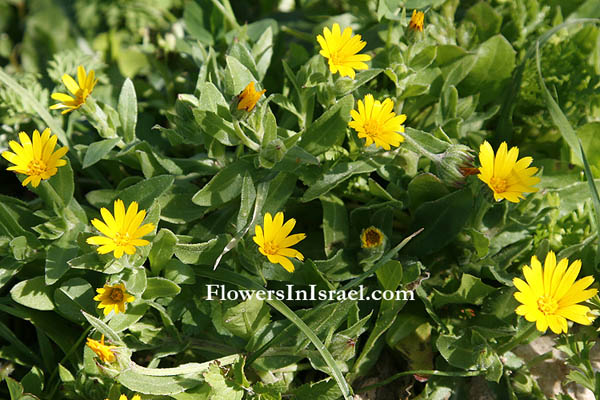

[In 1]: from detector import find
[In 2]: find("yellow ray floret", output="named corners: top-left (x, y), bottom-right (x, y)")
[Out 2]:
top-left (349, 94), bottom-right (406, 151)
top-left (477, 141), bottom-right (540, 203)
top-left (87, 199), bottom-right (155, 259)
top-left (1, 128), bottom-right (68, 188)
top-left (86, 334), bottom-right (116, 363)
top-left (409, 10), bottom-right (425, 32)
top-left (94, 283), bottom-right (135, 316)
top-left (253, 212), bottom-right (306, 272)
top-left (317, 23), bottom-right (371, 79)
top-left (237, 81), bottom-right (266, 112)
top-left (50, 65), bottom-right (98, 114)
top-left (513, 251), bottom-right (597, 334)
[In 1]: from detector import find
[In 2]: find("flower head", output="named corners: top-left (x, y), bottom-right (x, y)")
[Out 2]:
top-left (361, 226), bottom-right (384, 249)
top-left (514, 251), bottom-right (598, 334)
top-left (1, 129), bottom-right (69, 188)
top-left (409, 10), bottom-right (425, 32)
top-left (86, 335), bottom-right (116, 363)
top-left (253, 212), bottom-right (306, 272)
top-left (317, 23), bottom-right (371, 79)
top-left (349, 94), bottom-right (406, 150)
top-left (477, 141), bottom-right (540, 203)
top-left (94, 283), bottom-right (135, 316)
top-left (113, 396), bottom-right (141, 400)
top-left (50, 65), bottom-right (97, 114)
top-left (237, 81), bottom-right (266, 112)
top-left (435, 144), bottom-right (475, 186)
top-left (86, 199), bottom-right (155, 259)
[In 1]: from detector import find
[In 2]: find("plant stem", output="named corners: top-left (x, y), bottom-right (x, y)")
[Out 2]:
top-left (496, 323), bottom-right (538, 355)
top-left (233, 121), bottom-right (260, 151)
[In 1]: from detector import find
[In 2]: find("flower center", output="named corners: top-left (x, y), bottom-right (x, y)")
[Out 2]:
top-left (329, 51), bottom-right (342, 65)
top-left (113, 232), bottom-right (131, 247)
top-left (110, 288), bottom-right (124, 302)
top-left (489, 176), bottom-right (508, 193)
top-left (262, 241), bottom-right (279, 255)
top-left (27, 159), bottom-right (47, 176)
top-left (537, 295), bottom-right (558, 315)
top-left (363, 119), bottom-right (381, 137)
top-left (365, 230), bottom-right (382, 246)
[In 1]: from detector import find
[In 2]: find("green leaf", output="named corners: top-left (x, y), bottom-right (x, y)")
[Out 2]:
top-left (405, 188), bottom-right (473, 256)
top-left (83, 138), bottom-right (121, 168)
top-left (115, 175), bottom-right (174, 210)
top-left (458, 35), bottom-right (515, 106)
top-left (54, 278), bottom-right (96, 322)
top-left (203, 363), bottom-right (244, 400)
top-left (34, 158), bottom-right (75, 210)
top-left (109, 302), bottom-right (149, 332)
top-left (81, 310), bottom-right (123, 345)
top-left (320, 194), bottom-right (349, 256)
top-left (302, 159), bottom-right (378, 202)
top-left (142, 277), bottom-right (181, 299)
top-left (225, 55), bottom-right (257, 96)
top-left (407, 173), bottom-right (450, 213)
top-left (45, 243), bottom-right (78, 285)
top-left (164, 259), bottom-right (196, 285)
top-left (149, 228), bottom-right (178, 275)
top-left (174, 235), bottom-right (230, 265)
top-left (21, 366), bottom-right (44, 397)
top-left (432, 274), bottom-right (496, 308)
top-left (193, 110), bottom-right (239, 146)
top-left (299, 94), bottom-right (354, 155)
top-left (222, 294), bottom-right (271, 340)
top-left (184, 1), bottom-right (213, 45)
top-left (117, 369), bottom-right (203, 396)
top-left (118, 78), bottom-right (137, 143)
top-left (10, 276), bottom-right (55, 311)
top-left (192, 160), bottom-right (252, 207)
top-left (464, 2), bottom-right (502, 42)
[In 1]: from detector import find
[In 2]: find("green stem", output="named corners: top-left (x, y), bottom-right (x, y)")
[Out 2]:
top-left (131, 354), bottom-right (240, 376)
top-left (496, 323), bottom-right (538, 355)
top-left (400, 130), bottom-right (440, 162)
top-left (356, 369), bottom-right (480, 393)
top-left (233, 121), bottom-right (260, 151)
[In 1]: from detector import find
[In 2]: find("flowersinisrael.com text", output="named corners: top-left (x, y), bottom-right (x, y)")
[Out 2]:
top-left (206, 284), bottom-right (415, 302)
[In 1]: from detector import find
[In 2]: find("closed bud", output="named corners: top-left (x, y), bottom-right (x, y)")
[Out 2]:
top-left (434, 144), bottom-right (475, 186)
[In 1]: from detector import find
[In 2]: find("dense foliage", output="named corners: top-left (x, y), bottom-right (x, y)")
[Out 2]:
top-left (1, 0), bottom-right (600, 399)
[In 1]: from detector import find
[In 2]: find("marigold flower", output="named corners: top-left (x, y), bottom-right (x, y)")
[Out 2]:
top-left (50, 65), bottom-right (98, 114)
top-left (237, 81), bottom-right (266, 112)
top-left (94, 283), bottom-right (135, 316)
top-left (253, 212), bottom-right (306, 272)
top-left (477, 141), bottom-right (540, 203)
top-left (409, 10), bottom-right (425, 32)
top-left (513, 251), bottom-right (598, 334)
top-left (349, 94), bottom-right (406, 150)
top-left (1, 128), bottom-right (68, 188)
top-left (361, 226), bottom-right (384, 248)
top-left (110, 396), bottom-right (141, 400)
top-left (316, 23), bottom-right (371, 79)
top-left (87, 199), bottom-right (155, 259)
top-left (86, 334), bottom-right (116, 363)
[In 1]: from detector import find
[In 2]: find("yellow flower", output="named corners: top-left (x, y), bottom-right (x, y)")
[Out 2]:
top-left (361, 226), bottom-right (384, 249)
top-left (513, 251), bottom-right (598, 334)
top-left (1, 129), bottom-right (69, 188)
top-left (253, 212), bottom-right (306, 272)
top-left (111, 396), bottom-right (141, 400)
top-left (409, 10), bottom-right (425, 32)
top-left (87, 199), bottom-right (155, 258)
top-left (94, 283), bottom-right (135, 316)
top-left (316, 23), bottom-right (371, 79)
top-left (86, 334), bottom-right (116, 363)
top-left (237, 81), bottom-right (266, 112)
top-left (477, 141), bottom-right (540, 203)
top-left (50, 65), bottom-right (98, 114)
top-left (348, 94), bottom-right (406, 150)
